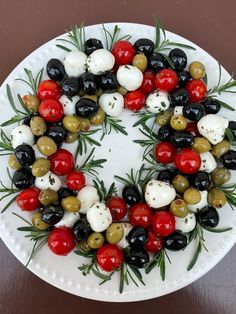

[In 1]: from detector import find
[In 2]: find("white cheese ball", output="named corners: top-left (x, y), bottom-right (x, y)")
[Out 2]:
top-left (174, 106), bottom-right (183, 115)
top-left (35, 171), bottom-right (61, 192)
top-left (175, 213), bottom-right (196, 233)
top-left (98, 92), bottom-right (124, 117)
top-left (64, 50), bottom-right (87, 77)
top-left (197, 114), bottom-right (229, 145)
top-left (32, 144), bottom-right (46, 159)
top-left (200, 152), bottom-right (217, 173)
top-left (55, 212), bottom-right (80, 228)
top-left (117, 223), bottom-right (133, 249)
top-left (11, 125), bottom-right (34, 149)
top-left (87, 201), bottom-right (112, 232)
top-left (59, 95), bottom-right (79, 115)
top-left (116, 65), bottom-right (143, 91)
top-left (145, 179), bottom-right (176, 209)
top-left (87, 49), bottom-right (115, 75)
top-left (146, 91), bottom-right (170, 113)
top-left (188, 190), bottom-right (208, 213)
top-left (77, 185), bottom-right (100, 214)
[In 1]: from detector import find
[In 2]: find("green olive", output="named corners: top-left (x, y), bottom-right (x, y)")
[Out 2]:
top-left (23, 95), bottom-right (40, 112)
top-left (77, 117), bottom-right (91, 131)
top-left (170, 199), bottom-right (189, 218)
top-left (82, 94), bottom-right (98, 102)
top-left (63, 115), bottom-right (81, 133)
top-left (211, 167), bottom-right (231, 186)
top-left (192, 137), bottom-right (211, 153)
top-left (212, 140), bottom-right (230, 158)
top-left (132, 53), bottom-right (148, 72)
top-left (183, 187), bottom-right (201, 205)
top-left (170, 114), bottom-right (187, 131)
top-left (8, 154), bottom-right (22, 170)
top-left (87, 232), bottom-right (105, 249)
top-left (156, 110), bottom-right (173, 126)
top-left (65, 132), bottom-right (79, 143)
top-left (189, 61), bottom-right (206, 79)
top-left (39, 188), bottom-right (59, 206)
top-left (32, 158), bottom-right (51, 177)
top-left (32, 212), bottom-right (50, 230)
top-left (208, 188), bottom-right (227, 208)
top-left (106, 223), bottom-right (124, 244)
top-left (79, 239), bottom-right (91, 252)
top-left (90, 108), bottom-right (106, 125)
top-left (37, 136), bottom-right (57, 156)
top-left (116, 85), bottom-right (128, 96)
top-left (172, 175), bottom-right (190, 194)
top-left (61, 196), bottom-right (80, 212)
top-left (30, 116), bottom-right (47, 136)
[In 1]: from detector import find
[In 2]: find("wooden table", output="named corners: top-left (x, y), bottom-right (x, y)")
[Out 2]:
top-left (0, 0), bottom-right (236, 312)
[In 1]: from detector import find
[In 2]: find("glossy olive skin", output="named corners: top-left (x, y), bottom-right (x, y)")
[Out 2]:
top-left (61, 77), bottom-right (80, 97)
top-left (13, 167), bottom-right (35, 189)
top-left (57, 187), bottom-right (77, 200)
top-left (212, 140), bottom-right (230, 158)
top-left (72, 216), bottom-right (92, 241)
top-left (163, 232), bottom-right (188, 251)
top-left (211, 167), bottom-right (231, 186)
top-left (134, 38), bottom-right (154, 57)
top-left (46, 58), bottom-right (65, 82)
top-left (169, 48), bottom-right (187, 71)
top-left (228, 121), bottom-right (236, 139)
top-left (183, 187), bottom-right (201, 205)
top-left (99, 73), bottom-right (118, 92)
top-left (14, 144), bottom-right (35, 166)
top-left (41, 204), bottom-right (64, 225)
top-left (170, 88), bottom-right (189, 107)
top-left (39, 189), bottom-right (59, 206)
top-left (157, 125), bottom-right (173, 141)
top-left (8, 154), bottom-right (22, 170)
top-left (148, 53), bottom-right (167, 72)
top-left (222, 150), bottom-right (236, 170)
top-left (170, 131), bottom-right (194, 148)
top-left (125, 247), bottom-right (150, 268)
top-left (45, 125), bottom-right (68, 144)
top-left (32, 212), bottom-right (50, 230)
top-left (84, 38), bottom-right (103, 55)
top-left (208, 188), bottom-right (227, 208)
top-left (189, 171), bottom-right (211, 191)
top-left (172, 175), bottom-right (190, 194)
top-left (157, 169), bottom-right (176, 184)
top-left (202, 98), bottom-right (221, 114)
top-left (106, 223), bottom-right (124, 244)
top-left (177, 70), bottom-right (190, 87)
top-left (197, 206), bottom-right (219, 228)
top-left (127, 227), bottom-right (147, 248)
top-left (156, 111), bottom-right (173, 126)
top-left (122, 185), bottom-right (141, 205)
top-left (183, 103), bottom-right (205, 121)
top-left (192, 137), bottom-right (211, 154)
top-left (32, 158), bottom-right (51, 177)
top-left (170, 199), bottom-right (189, 218)
top-left (75, 98), bottom-right (99, 118)
top-left (81, 73), bottom-right (97, 95)
top-left (87, 232), bottom-right (104, 249)
top-left (30, 116), bottom-right (47, 136)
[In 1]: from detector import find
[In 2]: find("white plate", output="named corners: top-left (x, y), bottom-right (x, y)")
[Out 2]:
top-left (0, 23), bottom-right (236, 302)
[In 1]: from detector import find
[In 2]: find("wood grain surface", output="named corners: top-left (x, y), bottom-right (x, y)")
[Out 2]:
top-left (0, 0), bottom-right (235, 313)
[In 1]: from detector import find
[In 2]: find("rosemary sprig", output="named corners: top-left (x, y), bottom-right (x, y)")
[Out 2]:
top-left (77, 147), bottom-right (107, 177)
top-left (76, 129), bottom-right (101, 156)
top-left (56, 23), bottom-right (85, 52)
top-left (93, 179), bottom-right (117, 202)
top-left (16, 68), bottom-right (44, 95)
top-left (12, 212), bottom-right (50, 266)
top-left (145, 249), bottom-right (171, 280)
top-left (101, 24), bottom-right (132, 51)
top-left (215, 183), bottom-right (236, 210)
top-left (0, 169), bottom-right (20, 213)
top-left (0, 129), bottom-right (14, 156)
top-left (143, 153), bottom-right (173, 173)
top-left (132, 111), bottom-right (157, 128)
top-left (101, 115), bottom-right (128, 140)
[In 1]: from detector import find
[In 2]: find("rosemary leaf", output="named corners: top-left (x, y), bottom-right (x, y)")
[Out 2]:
top-left (201, 226), bottom-right (232, 233)
top-left (187, 241), bottom-right (202, 271)
top-left (225, 128), bottom-right (235, 144)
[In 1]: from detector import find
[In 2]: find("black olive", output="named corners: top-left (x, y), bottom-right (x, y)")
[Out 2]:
top-left (177, 70), bottom-right (190, 87)
top-left (148, 53), bottom-right (167, 72)
top-left (183, 103), bottom-right (205, 121)
top-left (163, 232), bottom-right (188, 251)
top-left (72, 216), bottom-right (92, 241)
top-left (84, 38), bottom-right (103, 56)
top-left (134, 38), bottom-right (154, 57)
top-left (122, 185), bottom-right (141, 205)
top-left (99, 72), bottom-right (118, 92)
top-left (81, 73), bottom-right (97, 95)
top-left (14, 144), bottom-right (35, 166)
top-left (57, 187), bottom-right (77, 200)
top-left (45, 125), bottom-right (68, 144)
top-left (61, 77), bottom-right (80, 97)
top-left (189, 171), bottom-right (211, 191)
top-left (46, 58), bottom-right (65, 82)
top-left (197, 206), bottom-right (219, 228)
top-left (222, 150), bottom-right (236, 170)
top-left (157, 169), bottom-right (176, 183)
top-left (125, 247), bottom-right (149, 268)
top-left (157, 125), bottom-right (173, 141)
top-left (170, 131), bottom-right (194, 148)
top-left (22, 116), bottom-right (32, 126)
top-left (169, 48), bottom-right (187, 71)
top-left (41, 204), bottom-right (64, 225)
top-left (13, 167), bottom-right (34, 189)
top-left (75, 98), bottom-right (99, 118)
top-left (202, 98), bottom-right (221, 114)
top-left (228, 121), bottom-right (236, 139)
top-left (170, 88), bottom-right (189, 107)
top-left (127, 227), bottom-right (147, 248)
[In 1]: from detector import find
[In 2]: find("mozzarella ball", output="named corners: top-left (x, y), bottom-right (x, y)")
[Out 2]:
top-left (87, 49), bottom-right (115, 75)
top-left (188, 190), bottom-right (208, 213)
top-left (197, 114), bottom-right (229, 144)
top-left (59, 95), bottom-right (79, 115)
top-left (64, 50), bottom-right (87, 77)
top-left (145, 179), bottom-right (176, 208)
top-left (32, 144), bottom-right (46, 159)
top-left (200, 152), bottom-right (217, 173)
top-left (174, 106), bottom-right (183, 115)
top-left (55, 211), bottom-right (80, 228)
top-left (98, 92), bottom-right (124, 117)
top-left (11, 125), bottom-right (34, 149)
top-left (175, 213), bottom-right (196, 233)
top-left (77, 185), bottom-right (100, 214)
top-left (116, 65), bottom-right (143, 91)
top-left (86, 201), bottom-right (112, 232)
top-left (35, 171), bottom-right (62, 191)
top-left (146, 91), bottom-right (170, 113)
top-left (117, 223), bottom-right (133, 249)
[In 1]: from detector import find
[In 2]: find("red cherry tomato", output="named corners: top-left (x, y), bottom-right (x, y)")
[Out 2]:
top-left (17, 187), bottom-right (40, 211)
top-left (49, 149), bottom-right (75, 176)
top-left (152, 211), bottom-right (175, 237)
top-left (39, 99), bottom-right (64, 123)
top-left (37, 79), bottom-right (61, 101)
top-left (66, 171), bottom-right (86, 191)
top-left (112, 40), bottom-right (135, 65)
top-left (174, 148), bottom-right (201, 174)
top-left (140, 71), bottom-right (156, 94)
top-left (155, 141), bottom-right (177, 164)
top-left (97, 244), bottom-right (124, 272)
top-left (106, 197), bottom-right (128, 221)
top-left (124, 90), bottom-right (145, 111)
top-left (129, 202), bottom-right (153, 229)
top-left (186, 79), bottom-right (207, 102)
top-left (155, 69), bottom-right (178, 92)
top-left (145, 229), bottom-right (163, 253)
top-left (185, 121), bottom-right (201, 137)
top-left (48, 227), bottom-right (75, 255)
